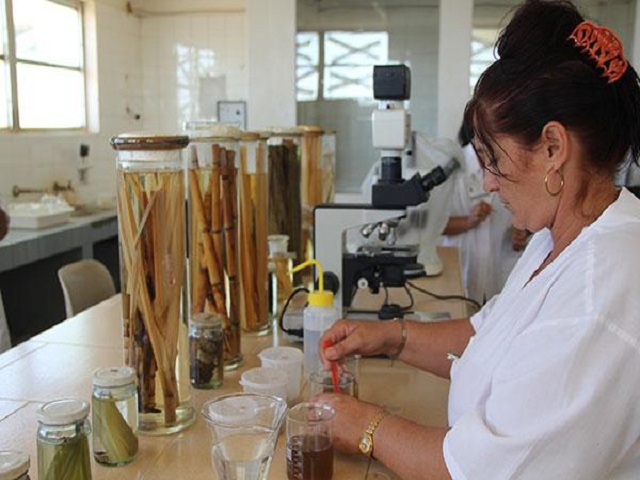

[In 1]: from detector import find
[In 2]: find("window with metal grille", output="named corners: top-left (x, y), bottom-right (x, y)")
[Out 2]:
top-left (0, 0), bottom-right (86, 130)
top-left (296, 30), bottom-right (389, 101)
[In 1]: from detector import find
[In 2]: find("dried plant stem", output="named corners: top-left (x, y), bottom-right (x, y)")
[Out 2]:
top-left (221, 151), bottom-right (241, 355)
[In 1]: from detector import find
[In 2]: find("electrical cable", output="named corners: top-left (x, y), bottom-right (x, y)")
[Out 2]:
top-left (405, 280), bottom-right (481, 311)
top-left (278, 286), bottom-right (309, 337)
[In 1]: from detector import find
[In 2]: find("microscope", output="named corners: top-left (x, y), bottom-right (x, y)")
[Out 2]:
top-left (313, 65), bottom-right (459, 316)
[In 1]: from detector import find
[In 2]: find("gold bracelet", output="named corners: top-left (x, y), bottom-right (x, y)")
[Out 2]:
top-left (389, 317), bottom-right (407, 360)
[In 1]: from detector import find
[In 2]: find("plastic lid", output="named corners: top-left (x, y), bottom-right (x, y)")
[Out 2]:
top-left (258, 346), bottom-right (303, 366)
top-left (291, 259), bottom-right (334, 307)
top-left (240, 367), bottom-right (288, 389)
top-left (92, 366), bottom-right (136, 388)
top-left (202, 396), bottom-right (258, 425)
top-left (0, 451), bottom-right (29, 480)
top-left (109, 132), bottom-right (189, 151)
top-left (36, 398), bottom-right (89, 425)
top-left (184, 121), bottom-right (242, 140)
top-left (189, 312), bottom-right (222, 328)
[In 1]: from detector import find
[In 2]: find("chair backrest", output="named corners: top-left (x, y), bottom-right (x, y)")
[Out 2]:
top-left (57, 259), bottom-right (116, 318)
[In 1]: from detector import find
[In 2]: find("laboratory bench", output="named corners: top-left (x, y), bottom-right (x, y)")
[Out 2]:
top-left (0, 210), bottom-right (119, 344)
top-left (0, 246), bottom-right (466, 480)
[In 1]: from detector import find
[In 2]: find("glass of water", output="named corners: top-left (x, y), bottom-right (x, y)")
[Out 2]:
top-left (202, 393), bottom-right (288, 480)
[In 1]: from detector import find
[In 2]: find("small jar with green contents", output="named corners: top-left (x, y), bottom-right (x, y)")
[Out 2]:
top-left (0, 450), bottom-right (30, 480)
top-left (92, 366), bottom-right (139, 466)
top-left (36, 398), bottom-right (92, 480)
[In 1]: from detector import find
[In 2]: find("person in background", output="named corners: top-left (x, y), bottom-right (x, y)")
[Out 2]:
top-left (441, 123), bottom-right (530, 304)
top-left (0, 205), bottom-right (10, 353)
top-left (316, 1), bottom-right (640, 479)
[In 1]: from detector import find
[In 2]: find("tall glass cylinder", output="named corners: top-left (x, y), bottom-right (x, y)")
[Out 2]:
top-left (111, 133), bottom-right (194, 435)
top-left (238, 132), bottom-right (270, 334)
top-left (321, 130), bottom-right (337, 204)
top-left (184, 123), bottom-right (243, 370)
top-left (300, 125), bottom-right (324, 264)
top-left (268, 128), bottom-right (303, 282)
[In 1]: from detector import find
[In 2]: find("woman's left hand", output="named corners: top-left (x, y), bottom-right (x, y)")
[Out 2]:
top-left (313, 393), bottom-right (383, 454)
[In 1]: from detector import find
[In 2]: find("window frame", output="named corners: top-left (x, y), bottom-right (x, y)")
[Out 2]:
top-left (1, 0), bottom-right (87, 132)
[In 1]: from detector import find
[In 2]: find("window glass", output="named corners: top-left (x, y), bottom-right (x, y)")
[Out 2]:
top-left (13, 0), bottom-right (83, 68)
top-left (296, 31), bottom-right (319, 101)
top-left (470, 28), bottom-right (498, 93)
top-left (324, 31), bottom-right (388, 67)
top-left (0, 60), bottom-right (8, 129)
top-left (17, 63), bottom-right (85, 128)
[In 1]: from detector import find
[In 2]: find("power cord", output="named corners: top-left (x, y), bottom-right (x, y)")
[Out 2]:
top-left (405, 280), bottom-right (481, 311)
top-left (278, 286), bottom-right (309, 337)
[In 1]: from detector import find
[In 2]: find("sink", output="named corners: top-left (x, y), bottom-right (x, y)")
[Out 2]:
top-left (7, 202), bottom-right (74, 229)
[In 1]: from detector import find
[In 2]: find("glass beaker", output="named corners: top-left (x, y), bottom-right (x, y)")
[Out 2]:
top-left (201, 393), bottom-right (288, 480)
top-left (184, 122), bottom-right (243, 370)
top-left (111, 133), bottom-right (195, 435)
top-left (286, 402), bottom-right (335, 480)
top-left (238, 132), bottom-right (270, 334)
top-left (267, 128), bottom-right (304, 283)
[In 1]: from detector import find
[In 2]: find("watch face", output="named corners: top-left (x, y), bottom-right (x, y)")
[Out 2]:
top-left (359, 434), bottom-right (373, 455)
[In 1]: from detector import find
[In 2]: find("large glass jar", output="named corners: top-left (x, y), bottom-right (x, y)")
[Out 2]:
top-left (268, 128), bottom-right (303, 282)
top-left (184, 123), bottom-right (243, 370)
top-left (36, 399), bottom-right (92, 480)
top-left (300, 125), bottom-right (324, 264)
top-left (321, 130), bottom-right (337, 204)
top-left (110, 133), bottom-right (195, 435)
top-left (238, 131), bottom-right (270, 334)
top-left (91, 366), bottom-right (139, 466)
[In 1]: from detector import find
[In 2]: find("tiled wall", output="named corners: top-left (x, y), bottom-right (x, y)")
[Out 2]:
top-left (141, 12), bottom-right (247, 133)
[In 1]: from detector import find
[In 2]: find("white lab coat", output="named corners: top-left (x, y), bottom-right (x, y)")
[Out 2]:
top-left (443, 188), bottom-right (640, 479)
top-left (441, 144), bottom-right (522, 302)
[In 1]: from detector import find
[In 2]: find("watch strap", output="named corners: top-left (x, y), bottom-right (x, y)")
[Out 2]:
top-left (362, 409), bottom-right (388, 456)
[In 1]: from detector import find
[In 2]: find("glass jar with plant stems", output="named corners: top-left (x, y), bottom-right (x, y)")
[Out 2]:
top-left (110, 133), bottom-right (195, 435)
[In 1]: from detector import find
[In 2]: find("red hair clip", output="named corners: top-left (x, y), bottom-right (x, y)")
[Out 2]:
top-left (568, 20), bottom-right (628, 84)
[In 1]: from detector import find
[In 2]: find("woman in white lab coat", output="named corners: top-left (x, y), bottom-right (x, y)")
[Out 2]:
top-left (315, 1), bottom-right (640, 479)
top-left (441, 126), bottom-right (528, 304)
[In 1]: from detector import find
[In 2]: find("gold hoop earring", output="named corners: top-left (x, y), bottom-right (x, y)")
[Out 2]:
top-left (544, 169), bottom-right (564, 197)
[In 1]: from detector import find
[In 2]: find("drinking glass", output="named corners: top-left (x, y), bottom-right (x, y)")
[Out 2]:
top-left (202, 393), bottom-right (287, 480)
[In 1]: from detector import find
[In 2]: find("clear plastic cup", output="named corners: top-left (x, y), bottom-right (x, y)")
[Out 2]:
top-left (258, 346), bottom-right (303, 402)
top-left (240, 367), bottom-right (289, 401)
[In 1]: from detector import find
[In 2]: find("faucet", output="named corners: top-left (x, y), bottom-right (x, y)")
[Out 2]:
top-left (12, 185), bottom-right (46, 198)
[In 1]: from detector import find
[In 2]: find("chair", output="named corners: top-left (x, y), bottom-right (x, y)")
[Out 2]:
top-left (58, 259), bottom-right (116, 318)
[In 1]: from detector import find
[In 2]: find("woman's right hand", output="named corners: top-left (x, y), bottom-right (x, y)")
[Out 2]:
top-left (319, 319), bottom-right (401, 369)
